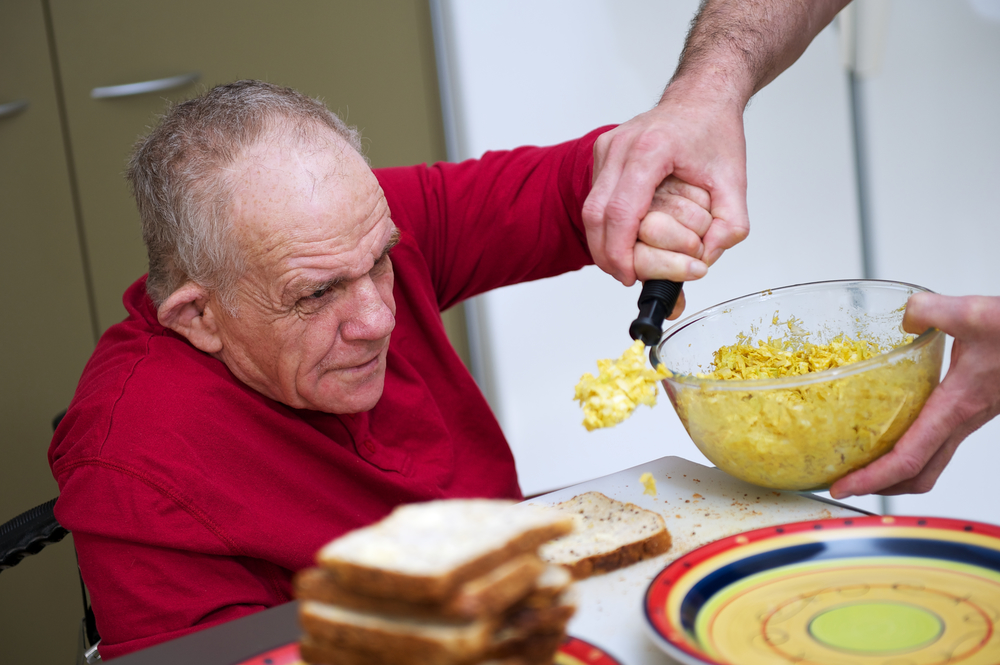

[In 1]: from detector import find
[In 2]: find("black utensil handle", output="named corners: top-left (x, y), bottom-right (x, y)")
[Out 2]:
top-left (629, 279), bottom-right (682, 350)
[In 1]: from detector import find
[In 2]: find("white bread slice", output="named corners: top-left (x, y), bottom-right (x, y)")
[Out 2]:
top-left (517, 565), bottom-right (572, 609)
top-left (318, 500), bottom-right (574, 602)
top-left (299, 600), bottom-right (495, 665)
top-left (538, 491), bottom-right (671, 579)
top-left (299, 594), bottom-right (575, 665)
top-left (295, 553), bottom-right (546, 619)
top-left (300, 635), bottom-right (562, 665)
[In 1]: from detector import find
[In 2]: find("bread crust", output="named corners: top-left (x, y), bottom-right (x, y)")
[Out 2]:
top-left (539, 491), bottom-right (672, 579)
top-left (295, 554), bottom-right (545, 620)
top-left (300, 601), bottom-right (574, 665)
top-left (300, 635), bottom-right (562, 665)
top-left (299, 635), bottom-right (475, 665)
top-left (299, 601), bottom-right (496, 663)
top-left (561, 527), bottom-right (671, 579)
top-left (321, 520), bottom-right (572, 603)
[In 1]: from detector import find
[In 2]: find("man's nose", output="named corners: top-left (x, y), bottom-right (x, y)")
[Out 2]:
top-left (342, 276), bottom-right (394, 341)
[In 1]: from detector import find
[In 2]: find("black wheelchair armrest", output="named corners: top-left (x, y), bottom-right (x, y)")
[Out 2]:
top-left (0, 498), bottom-right (68, 572)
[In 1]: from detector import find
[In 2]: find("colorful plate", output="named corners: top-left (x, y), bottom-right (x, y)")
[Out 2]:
top-left (235, 635), bottom-right (620, 665)
top-left (644, 515), bottom-right (1000, 665)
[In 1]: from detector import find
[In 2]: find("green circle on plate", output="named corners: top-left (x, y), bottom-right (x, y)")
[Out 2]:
top-left (809, 602), bottom-right (943, 653)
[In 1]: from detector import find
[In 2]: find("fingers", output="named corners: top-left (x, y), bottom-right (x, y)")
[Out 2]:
top-left (828, 375), bottom-right (976, 499)
top-left (638, 208), bottom-right (705, 255)
top-left (634, 242), bottom-right (708, 282)
top-left (633, 177), bottom-right (712, 282)
top-left (873, 435), bottom-right (964, 496)
top-left (836, 293), bottom-right (1000, 499)
top-left (582, 126), bottom-right (673, 286)
top-left (904, 293), bottom-right (1000, 339)
top-left (648, 177), bottom-right (714, 238)
top-left (667, 289), bottom-right (687, 321)
top-left (653, 175), bottom-right (711, 211)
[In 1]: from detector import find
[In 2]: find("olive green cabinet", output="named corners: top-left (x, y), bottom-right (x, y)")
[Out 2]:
top-left (0, 3), bottom-right (100, 662)
top-left (49, 0), bottom-right (448, 331)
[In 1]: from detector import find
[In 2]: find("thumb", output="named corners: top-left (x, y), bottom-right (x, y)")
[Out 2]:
top-left (700, 175), bottom-right (749, 266)
top-left (903, 293), bottom-right (1000, 339)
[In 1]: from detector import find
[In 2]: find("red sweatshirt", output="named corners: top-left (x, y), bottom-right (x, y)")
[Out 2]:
top-left (49, 128), bottom-right (602, 659)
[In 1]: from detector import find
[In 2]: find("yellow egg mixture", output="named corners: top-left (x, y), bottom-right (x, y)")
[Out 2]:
top-left (574, 339), bottom-right (669, 431)
top-left (575, 318), bottom-right (942, 490)
top-left (672, 325), bottom-right (940, 490)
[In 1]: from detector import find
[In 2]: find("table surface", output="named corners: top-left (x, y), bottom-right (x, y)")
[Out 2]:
top-left (114, 456), bottom-right (866, 665)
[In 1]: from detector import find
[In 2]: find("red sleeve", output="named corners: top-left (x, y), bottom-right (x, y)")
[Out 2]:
top-left (374, 126), bottom-right (610, 311)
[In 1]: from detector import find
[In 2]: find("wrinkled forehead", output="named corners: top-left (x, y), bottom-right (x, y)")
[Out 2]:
top-left (227, 125), bottom-right (379, 246)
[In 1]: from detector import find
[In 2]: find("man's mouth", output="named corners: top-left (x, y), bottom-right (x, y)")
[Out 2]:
top-left (338, 343), bottom-right (388, 376)
top-left (347, 355), bottom-right (380, 373)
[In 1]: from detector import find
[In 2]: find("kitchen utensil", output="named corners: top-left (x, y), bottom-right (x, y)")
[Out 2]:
top-left (630, 279), bottom-right (682, 366)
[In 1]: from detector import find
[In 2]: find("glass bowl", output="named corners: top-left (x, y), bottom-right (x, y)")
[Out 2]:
top-left (655, 280), bottom-right (945, 491)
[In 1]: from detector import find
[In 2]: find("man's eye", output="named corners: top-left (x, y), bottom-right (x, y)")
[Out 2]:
top-left (373, 253), bottom-right (391, 272)
top-left (308, 286), bottom-right (330, 300)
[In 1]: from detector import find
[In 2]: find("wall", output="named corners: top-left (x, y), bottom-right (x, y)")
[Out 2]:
top-left (860, 0), bottom-right (1000, 521)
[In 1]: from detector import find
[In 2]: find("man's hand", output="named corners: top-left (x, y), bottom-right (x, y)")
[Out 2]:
top-left (830, 294), bottom-right (1000, 498)
top-left (581, 0), bottom-right (853, 287)
top-left (637, 175), bottom-right (715, 320)
top-left (581, 86), bottom-right (750, 287)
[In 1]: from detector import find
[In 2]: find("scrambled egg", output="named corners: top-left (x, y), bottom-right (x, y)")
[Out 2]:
top-left (640, 472), bottom-right (657, 497)
top-left (575, 340), bottom-right (670, 430)
top-left (702, 331), bottom-right (886, 381)
top-left (672, 328), bottom-right (941, 490)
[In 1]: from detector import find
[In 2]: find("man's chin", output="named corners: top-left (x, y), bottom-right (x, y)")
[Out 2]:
top-left (311, 373), bottom-right (386, 414)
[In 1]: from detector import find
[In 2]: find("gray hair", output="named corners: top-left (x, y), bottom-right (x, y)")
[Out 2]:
top-left (126, 79), bottom-right (364, 312)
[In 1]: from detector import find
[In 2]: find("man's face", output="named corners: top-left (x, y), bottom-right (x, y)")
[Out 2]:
top-left (211, 131), bottom-right (398, 413)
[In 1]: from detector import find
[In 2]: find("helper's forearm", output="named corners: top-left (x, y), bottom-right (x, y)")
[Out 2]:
top-left (669, 0), bottom-right (851, 107)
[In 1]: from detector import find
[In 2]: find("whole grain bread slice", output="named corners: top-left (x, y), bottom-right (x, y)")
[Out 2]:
top-left (538, 491), bottom-right (671, 579)
top-left (295, 553), bottom-right (546, 620)
top-left (317, 500), bottom-right (573, 602)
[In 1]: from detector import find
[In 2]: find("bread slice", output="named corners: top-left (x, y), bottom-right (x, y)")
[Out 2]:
top-left (299, 598), bottom-right (573, 665)
top-left (300, 634), bottom-right (563, 665)
top-left (299, 595), bottom-right (574, 665)
top-left (516, 565), bottom-right (572, 609)
top-left (295, 553), bottom-right (546, 620)
top-left (317, 500), bottom-right (574, 602)
top-left (299, 600), bottom-right (496, 665)
top-left (538, 491), bottom-right (671, 579)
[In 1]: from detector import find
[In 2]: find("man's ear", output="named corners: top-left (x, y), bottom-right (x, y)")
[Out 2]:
top-left (157, 282), bottom-right (224, 354)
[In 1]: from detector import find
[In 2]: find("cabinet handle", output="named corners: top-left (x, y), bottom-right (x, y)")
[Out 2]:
top-left (91, 72), bottom-right (200, 99)
top-left (0, 99), bottom-right (29, 119)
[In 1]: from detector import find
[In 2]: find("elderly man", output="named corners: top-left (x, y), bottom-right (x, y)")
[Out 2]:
top-left (48, 80), bottom-right (713, 659)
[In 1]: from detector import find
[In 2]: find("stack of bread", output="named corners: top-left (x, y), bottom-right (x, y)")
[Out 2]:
top-left (295, 499), bottom-right (577, 665)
